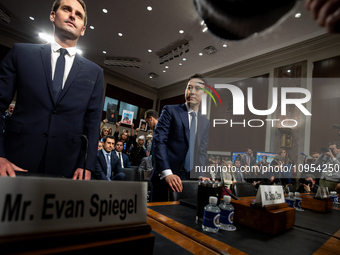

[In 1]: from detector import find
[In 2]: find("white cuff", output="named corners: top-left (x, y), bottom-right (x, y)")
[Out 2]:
top-left (160, 169), bottom-right (173, 180)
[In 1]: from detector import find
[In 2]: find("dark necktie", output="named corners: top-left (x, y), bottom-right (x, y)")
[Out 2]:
top-left (184, 112), bottom-right (196, 172)
top-left (53, 48), bottom-right (67, 100)
top-left (119, 152), bottom-right (123, 168)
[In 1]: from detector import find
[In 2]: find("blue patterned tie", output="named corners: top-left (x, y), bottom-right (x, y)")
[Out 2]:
top-left (184, 112), bottom-right (196, 172)
top-left (53, 48), bottom-right (67, 100)
top-left (106, 154), bottom-right (111, 180)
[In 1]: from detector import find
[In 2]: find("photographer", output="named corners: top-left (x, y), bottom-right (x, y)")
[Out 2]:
top-left (297, 174), bottom-right (319, 193)
top-left (315, 141), bottom-right (340, 191)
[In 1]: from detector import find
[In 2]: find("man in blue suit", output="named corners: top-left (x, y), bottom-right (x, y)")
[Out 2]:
top-left (114, 140), bottom-right (130, 168)
top-left (0, 0), bottom-right (104, 179)
top-left (94, 136), bottom-right (126, 181)
top-left (151, 74), bottom-right (210, 201)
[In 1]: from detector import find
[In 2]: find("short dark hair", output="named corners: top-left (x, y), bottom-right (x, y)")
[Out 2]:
top-left (246, 148), bottom-right (252, 152)
top-left (103, 135), bottom-right (115, 143)
top-left (305, 174), bottom-right (316, 181)
top-left (144, 109), bottom-right (159, 120)
top-left (234, 159), bottom-right (241, 163)
top-left (116, 140), bottom-right (123, 145)
top-left (188, 73), bottom-right (207, 85)
top-left (329, 141), bottom-right (340, 149)
top-left (52, 0), bottom-right (87, 26)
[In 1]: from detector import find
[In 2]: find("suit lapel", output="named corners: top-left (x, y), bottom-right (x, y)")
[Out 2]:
top-left (178, 104), bottom-right (189, 144)
top-left (99, 150), bottom-right (107, 174)
top-left (196, 112), bottom-right (203, 148)
top-left (40, 44), bottom-right (56, 106)
top-left (56, 53), bottom-right (83, 105)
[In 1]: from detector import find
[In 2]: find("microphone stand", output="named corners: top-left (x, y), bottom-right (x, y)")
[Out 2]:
top-left (81, 135), bottom-right (89, 180)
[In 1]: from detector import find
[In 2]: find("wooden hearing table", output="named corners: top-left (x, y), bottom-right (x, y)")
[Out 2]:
top-left (147, 197), bottom-right (340, 255)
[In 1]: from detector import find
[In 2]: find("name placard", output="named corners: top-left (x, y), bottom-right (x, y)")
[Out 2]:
top-left (0, 177), bottom-right (147, 236)
top-left (255, 185), bottom-right (285, 206)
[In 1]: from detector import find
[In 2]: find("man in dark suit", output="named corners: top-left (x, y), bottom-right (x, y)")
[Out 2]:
top-left (151, 74), bottom-right (210, 201)
top-left (94, 136), bottom-right (126, 181)
top-left (0, 0), bottom-right (104, 179)
top-left (241, 148), bottom-right (256, 168)
top-left (114, 140), bottom-right (130, 168)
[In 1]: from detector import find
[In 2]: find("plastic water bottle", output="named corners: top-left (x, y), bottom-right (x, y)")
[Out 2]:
top-left (285, 192), bottom-right (295, 208)
top-left (219, 195), bottom-right (236, 231)
top-left (330, 191), bottom-right (339, 204)
top-left (202, 196), bottom-right (220, 233)
top-left (294, 192), bottom-right (304, 211)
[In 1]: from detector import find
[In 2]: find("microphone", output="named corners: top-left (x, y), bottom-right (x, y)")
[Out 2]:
top-left (300, 152), bottom-right (308, 157)
top-left (193, 0), bottom-right (297, 40)
top-left (332, 124), bottom-right (340, 129)
top-left (80, 135), bottom-right (89, 180)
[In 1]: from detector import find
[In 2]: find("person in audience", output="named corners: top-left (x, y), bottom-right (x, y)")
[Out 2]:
top-left (108, 127), bottom-right (113, 136)
top-left (144, 109), bottom-right (159, 129)
top-left (130, 134), bottom-right (146, 166)
top-left (297, 174), bottom-right (319, 193)
top-left (114, 140), bottom-right (130, 168)
top-left (221, 160), bottom-right (234, 188)
top-left (114, 122), bottom-right (134, 155)
top-left (138, 150), bottom-right (153, 180)
top-left (93, 135), bottom-right (126, 180)
top-left (278, 148), bottom-right (293, 185)
top-left (100, 126), bottom-right (109, 140)
top-left (98, 140), bottom-right (103, 151)
top-left (316, 141), bottom-right (340, 191)
top-left (241, 148), bottom-right (256, 168)
top-left (2, 102), bottom-right (15, 132)
top-left (233, 159), bottom-right (245, 182)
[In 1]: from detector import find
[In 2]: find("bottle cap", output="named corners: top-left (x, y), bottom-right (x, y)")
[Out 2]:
top-left (289, 192), bottom-right (293, 196)
top-left (223, 195), bottom-right (231, 203)
top-left (295, 192), bottom-right (300, 196)
top-left (209, 196), bottom-right (218, 204)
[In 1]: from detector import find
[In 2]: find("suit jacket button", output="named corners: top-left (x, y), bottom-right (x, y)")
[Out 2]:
top-left (43, 133), bottom-right (48, 138)
top-left (52, 111), bottom-right (57, 115)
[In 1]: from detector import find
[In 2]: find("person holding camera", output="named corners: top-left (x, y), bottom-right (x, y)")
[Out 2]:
top-left (297, 174), bottom-right (319, 193)
top-left (315, 141), bottom-right (340, 191)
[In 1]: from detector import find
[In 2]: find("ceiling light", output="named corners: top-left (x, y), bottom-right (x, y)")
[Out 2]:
top-left (118, 33), bottom-right (123, 36)
top-left (149, 76), bottom-right (153, 78)
top-left (29, 16), bottom-right (34, 20)
top-left (183, 58), bottom-right (186, 61)
top-left (163, 70), bottom-right (166, 73)
top-left (102, 9), bottom-right (108, 13)
top-left (223, 44), bottom-right (227, 48)
top-left (202, 27), bottom-right (208, 33)
top-left (201, 20), bottom-right (205, 25)
top-left (165, 66), bottom-right (169, 68)
top-left (287, 70), bottom-right (291, 73)
top-left (38, 32), bottom-right (53, 42)
top-left (199, 53), bottom-right (203, 56)
top-left (147, 6), bottom-right (152, 11)
top-left (76, 49), bottom-right (82, 55)
top-left (295, 13), bottom-right (301, 18)
top-left (148, 72), bottom-right (158, 78)
top-left (179, 63), bottom-right (182, 66)
top-left (148, 49), bottom-right (152, 52)
top-left (179, 30), bottom-right (184, 34)
top-left (103, 51), bottom-right (107, 54)
top-left (90, 26), bottom-right (94, 29)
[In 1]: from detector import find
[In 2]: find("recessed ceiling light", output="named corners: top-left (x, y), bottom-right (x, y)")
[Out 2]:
top-left (149, 76), bottom-right (153, 78)
top-left (287, 70), bottom-right (291, 73)
top-left (148, 49), bottom-right (152, 52)
top-left (179, 30), bottom-right (184, 34)
top-left (165, 66), bottom-right (169, 68)
top-left (103, 51), bottom-right (106, 54)
top-left (29, 16), bottom-right (34, 21)
top-left (163, 70), bottom-right (166, 73)
top-left (183, 58), bottom-right (186, 61)
top-left (76, 49), bottom-right (82, 55)
top-left (179, 63), bottom-right (182, 66)
top-left (201, 20), bottom-right (205, 25)
top-left (103, 9), bottom-right (108, 13)
top-left (202, 27), bottom-right (208, 33)
top-left (223, 44), bottom-right (227, 48)
top-left (295, 13), bottom-right (301, 18)
top-left (118, 33), bottom-right (123, 36)
top-left (199, 53), bottom-right (203, 56)
top-left (147, 6), bottom-right (152, 11)
top-left (90, 26), bottom-right (94, 29)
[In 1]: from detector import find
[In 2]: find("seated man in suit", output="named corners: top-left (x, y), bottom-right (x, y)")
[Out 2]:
top-left (94, 135), bottom-right (126, 181)
top-left (114, 140), bottom-right (130, 168)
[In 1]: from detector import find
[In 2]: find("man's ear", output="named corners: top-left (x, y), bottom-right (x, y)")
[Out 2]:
top-left (50, 11), bottom-right (55, 23)
top-left (80, 26), bottom-right (86, 36)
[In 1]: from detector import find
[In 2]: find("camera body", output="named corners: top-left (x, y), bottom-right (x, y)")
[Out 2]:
top-left (321, 147), bottom-right (331, 153)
